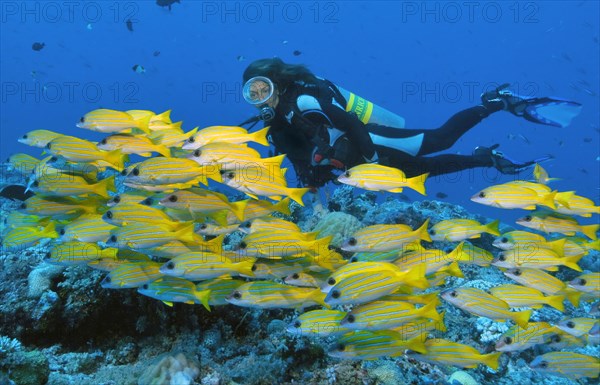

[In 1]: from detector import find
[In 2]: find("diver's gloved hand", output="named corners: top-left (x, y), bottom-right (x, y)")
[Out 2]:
top-left (474, 144), bottom-right (531, 174)
top-left (481, 83), bottom-right (527, 115)
top-left (313, 153), bottom-right (345, 169)
top-left (363, 151), bottom-right (379, 164)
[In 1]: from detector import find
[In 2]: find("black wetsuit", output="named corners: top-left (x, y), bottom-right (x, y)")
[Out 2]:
top-left (266, 78), bottom-right (504, 187)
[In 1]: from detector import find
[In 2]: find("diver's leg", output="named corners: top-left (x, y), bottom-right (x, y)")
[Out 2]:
top-left (377, 146), bottom-right (493, 178)
top-left (368, 102), bottom-right (505, 156)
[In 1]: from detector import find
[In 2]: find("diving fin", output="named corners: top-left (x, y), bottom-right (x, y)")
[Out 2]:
top-left (474, 144), bottom-right (553, 175)
top-left (482, 83), bottom-right (582, 128)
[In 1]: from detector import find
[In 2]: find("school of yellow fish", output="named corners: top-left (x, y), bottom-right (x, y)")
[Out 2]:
top-left (3, 108), bottom-right (599, 380)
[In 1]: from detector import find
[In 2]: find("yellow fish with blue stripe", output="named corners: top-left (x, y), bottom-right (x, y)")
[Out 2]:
top-left (407, 338), bottom-right (501, 370)
top-left (328, 330), bottom-right (427, 360)
top-left (495, 322), bottom-right (556, 352)
top-left (492, 247), bottom-right (583, 272)
top-left (124, 157), bottom-right (211, 186)
top-left (44, 241), bottom-right (118, 265)
top-left (529, 352), bottom-right (599, 379)
top-left (568, 272), bottom-right (600, 295)
top-left (137, 277), bottom-right (210, 310)
top-left (340, 300), bottom-right (440, 331)
top-left (428, 218), bottom-right (500, 242)
top-left (533, 163), bottom-right (560, 184)
top-left (100, 261), bottom-right (163, 289)
top-left (340, 219), bottom-right (430, 253)
top-left (516, 211), bottom-right (599, 240)
top-left (59, 214), bottom-right (116, 243)
top-left (77, 108), bottom-right (150, 134)
top-left (159, 252), bottom-right (255, 280)
top-left (107, 223), bottom-right (196, 251)
top-left (186, 142), bottom-right (262, 168)
top-left (441, 287), bottom-right (531, 329)
top-left (225, 281), bottom-right (328, 309)
top-left (490, 284), bottom-right (565, 312)
top-left (30, 174), bottom-right (116, 199)
top-left (97, 134), bottom-right (171, 157)
top-left (336, 163), bottom-right (428, 195)
top-left (471, 182), bottom-right (556, 210)
top-left (159, 188), bottom-right (247, 222)
top-left (237, 230), bottom-right (331, 258)
top-left (195, 278), bottom-right (245, 306)
top-left (182, 125), bottom-right (269, 150)
top-left (503, 267), bottom-right (580, 307)
top-left (18, 129), bottom-right (64, 148)
top-left (46, 135), bottom-right (127, 171)
top-left (286, 309), bottom-right (352, 337)
top-left (1, 222), bottom-right (58, 252)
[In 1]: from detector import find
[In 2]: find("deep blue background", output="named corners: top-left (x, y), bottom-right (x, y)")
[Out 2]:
top-left (1, 1), bottom-right (599, 225)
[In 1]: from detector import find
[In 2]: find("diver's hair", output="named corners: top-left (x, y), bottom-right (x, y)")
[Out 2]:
top-left (243, 58), bottom-right (318, 89)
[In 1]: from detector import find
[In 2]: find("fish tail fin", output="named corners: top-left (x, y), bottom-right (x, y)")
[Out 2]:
top-left (403, 263), bottom-right (429, 289)
top-left (134, 115), bottom-right (152, 134)
top-left (228, 200), bottom-right (248, 222)
top-left (312, 235), bottom-right (333, 256)
top-left (273, 197), bottom-right (292, 215)
top-left (436, 311), bottom-right (447, 332)
top-left (154, 144), bottom-right (172, 158)
top-left (406, 172), bottom-right (428, 196)
top-left (194, 289), bottom-right (211, 311)
top-left (443, 261), bottom-right (464, 278)
top-left (418, 300), bottom-right (441, 321)
top-left (513, 309), bottom-right (532, 329)
top-left (416, 218), bottom-right (432, 242)
top-left (310, 289), bottom-right (330, 309)
top-left (43, 221), bottom-right (59, 239)
top-left (174, 223), bottom-right (197, 244)
top-left (287, 187), bottom-right (310, 206)
top-left (562, 254), bottom-right (583, 272)
top-left (539, 191), bottom-right (557, 210)
top-left (545, 294), bottom-right (565, 312)
top-left (482, 352), bottom-right (502, 371)
top-left (562, 288), bottom-right (581, 307)
top-left (93, 175), bottom-right (116, 198)
top-left (104, 149), bottom-right (127, 171)
top-left (154, 109), bottom-right (172, 123)
top-left (235, 259), bottom-right (255, 277)
top-left (485, 219), bottom-right (501, 236)
top-left (586, 239), bottom-right (600, 251)
top-left (555, 191), bottom-right (575, 208)
top-left (580, 224), bottom-right (599, 240)
top-left (404, 334), bottom-right (427, 354)
top-left (547, 238), bottom-right (566, 257)
top-left (251, 126), bottom-right (270, 146)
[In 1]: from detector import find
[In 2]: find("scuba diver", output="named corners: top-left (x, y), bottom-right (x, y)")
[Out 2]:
top-left (239, 58), bottom-right (582, 190)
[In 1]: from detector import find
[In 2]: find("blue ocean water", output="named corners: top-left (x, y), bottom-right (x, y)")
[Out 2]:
top-left (1, 0), bottom-right (599, 223)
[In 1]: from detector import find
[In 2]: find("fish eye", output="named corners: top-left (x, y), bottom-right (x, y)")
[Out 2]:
top-left (232, 291), bottom-right (241, 299)
top-left (193, 149), bottom-right (201, 157)
top-left (291, 273), bottom-right (299, 279)
top-left (429, 229), bottom-right (436, 235)
top-left (188, 137), bottom-right (195, 143)
top-left (336, 344), bottom-right (345, 352)
top-left (20, 203), bottom-right (26, 209)
top-left (32, 181), bottom-right (39, 187)
top-left (478, 191), bottom-right (486, 198)
top-left (539, 361), bottom-right (548, 369)
top-left (504, 336), bottom-right (512, 344)
top-left (50, 156), bottom-right (57, 162)
top-left (113, 196), bottom-right (121, 203)
top-left (331, 290), bottom-right (340, 299)
top-left (523, 215), bottom-right (532, 222)
top-left (240, 221), bottom-right (251, 229)
top-left (293, 320), bottom-right (301, 328)
top-left (59, 228), bottom-right (65, 235)
top-left (346, 314), bottom-right (355, 323)
top-left (142, 198), bottom-right (153, 205)
top-left (344, 171), bottom-right (350, 178)
top-left (80, 117), bottom-right (85, 123)
top-left (104, 276), bottom-right (111, 283)
top-left (46, 143), bottom-right (51, 149)
top-left (199, 224), bottom-right (207, 230)
top-left (349, 257), bottom-right (357, 263)
top-left (347, 237), bottom-right (357, 246)
top-left (566, 321), bottom-right (575, 328)
top-left (500, 237), bottom-right (508, 243)
top-left (165, 261), bottom-right (175, 270)
top-left (168, 195), bottom-right (178, 202)
top-left (227, 172), bottom-right (234, 179)
top-left (449, 290), bottom-right (458, 298)
top-left (577, 278), bottom-right (587, 286)
top-left (327, 277), bottom-right (336, 286)
top-left (109, 235), bottom-right (117, 243)
top-left (251, 264), bottom-right (257, 272)
top-left (239, 241), bottom-right (247, 249)
top-left (550, 334), bottom-right (561, 343)
top-left (100, 138), bottom-right (107, 145)
top-left (121, 169), bottom-right (128, 176)
top-left (132, 168), bottom-right (139, 176)
top-left (44, 252), bottom-right (51, 259)
top-left (513, 269), bottom-right (522, 276)
top-left (498, 253), bottom-right (506, 261)
top-left (142, 284), bottom-right (149, 290)
top-left (22, 134), bottom-right (28, 139)
top-left (106, 211), bottom-right (113, 219)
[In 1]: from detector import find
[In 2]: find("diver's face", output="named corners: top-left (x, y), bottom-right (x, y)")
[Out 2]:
top-left (250, 80), bottom-right (279, 109)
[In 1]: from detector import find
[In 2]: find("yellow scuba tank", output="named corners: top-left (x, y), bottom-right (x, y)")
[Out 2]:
top-left (336, 86), bottom-right (406, 128)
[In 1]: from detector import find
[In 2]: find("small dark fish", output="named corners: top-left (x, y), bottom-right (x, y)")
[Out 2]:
top-left (156, 0), bottom-right (180, 10)
top-left (579, 168), bottom-right (588, 174)
top-left (237, 55), bottom-right (245, 62)
top-left (126, 19), bottom-right (134, 32)
top-left (435, 192), bottom-right (448, 199)
top-left (153, 51), bottom-right (161, 57)
top-left (293, 50), bottom-right (302, 56)
top-left (0, 185), bottom-right (34, 201)
top-left (583, 137), bottom-right (593, 143)
top-left (32, 42), bottom-right (45, 51)
top-left (132, 64), bottom-right (145, 74)
top-left (561, 52), bottom-right (572, 62)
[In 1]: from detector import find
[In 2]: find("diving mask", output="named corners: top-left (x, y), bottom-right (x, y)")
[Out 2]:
top-left (243, 76), bottom-right (275, 105)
